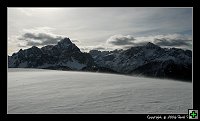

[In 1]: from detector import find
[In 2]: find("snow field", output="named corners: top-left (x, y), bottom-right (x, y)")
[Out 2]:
top-left (8, 68), bottom-right (192, 114)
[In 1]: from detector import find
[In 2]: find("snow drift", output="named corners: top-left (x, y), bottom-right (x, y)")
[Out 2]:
top-left (7, 68), bottom-right (192, 114)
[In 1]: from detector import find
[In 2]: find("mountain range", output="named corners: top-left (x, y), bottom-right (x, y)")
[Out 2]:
top-left (8, 38), bottom-right (192, 81)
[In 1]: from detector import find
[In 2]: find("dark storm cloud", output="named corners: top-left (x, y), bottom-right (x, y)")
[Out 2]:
top-left (26, 41), bottom-right (42, 46)
top-left (19, 32), bottom-right (64, 46)
top-left (154, 38), bottom-right (191, 47)
top-left (105, 34), bottom-right (192, 50)
top-left (107, 35), bottom-right (136, 46)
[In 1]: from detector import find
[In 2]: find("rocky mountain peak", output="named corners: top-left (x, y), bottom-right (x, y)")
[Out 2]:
top-left (8, 37), bottom-right (94, 70)
top-left (56, 37), bottom-right (80, 52)
top-left (58, 38), bottom-right (72, 46)
top-left (145, 42), bottom-right (160, 49)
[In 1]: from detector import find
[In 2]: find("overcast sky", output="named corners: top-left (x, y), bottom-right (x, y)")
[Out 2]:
top-left (8, 7), bottom-right (192, 55)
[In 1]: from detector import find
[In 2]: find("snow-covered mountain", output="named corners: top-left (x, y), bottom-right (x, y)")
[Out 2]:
top-left (8, 38), bottom-right (192, 81)
top-left (89, 42), bottom-right (192, 81)
top-left (8, 38), bottom-right (95, 70)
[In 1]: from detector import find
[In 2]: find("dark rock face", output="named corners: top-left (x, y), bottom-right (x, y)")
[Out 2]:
top-left (132, 60), bottom-right (192, 81)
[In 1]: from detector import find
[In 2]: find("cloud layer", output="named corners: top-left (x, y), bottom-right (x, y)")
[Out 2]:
top-left (19, 32), bottom-right (63, 46)
top-left (107, 35), bottom-right (135, 46)
top-left (16, 32), bottom-right (192, 53)
top-left (152, 34), bottom-right (192, 49)
top-left (8, 8), bottom-right (192, 55)
top-left (154, 38), bottom-right (191, 47)
top-left (105, 34), bottom-right (192, 50)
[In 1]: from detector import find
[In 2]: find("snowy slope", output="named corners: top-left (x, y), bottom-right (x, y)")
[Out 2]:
top-left (7, 68), bottom-right (192, 114)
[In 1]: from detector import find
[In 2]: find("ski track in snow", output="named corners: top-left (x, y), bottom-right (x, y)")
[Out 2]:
top-left (7, 68), bottom-right (192, 114)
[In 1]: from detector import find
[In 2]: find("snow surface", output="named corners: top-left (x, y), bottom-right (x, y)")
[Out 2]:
top-left (7, 68), bottom-right (192, 114)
